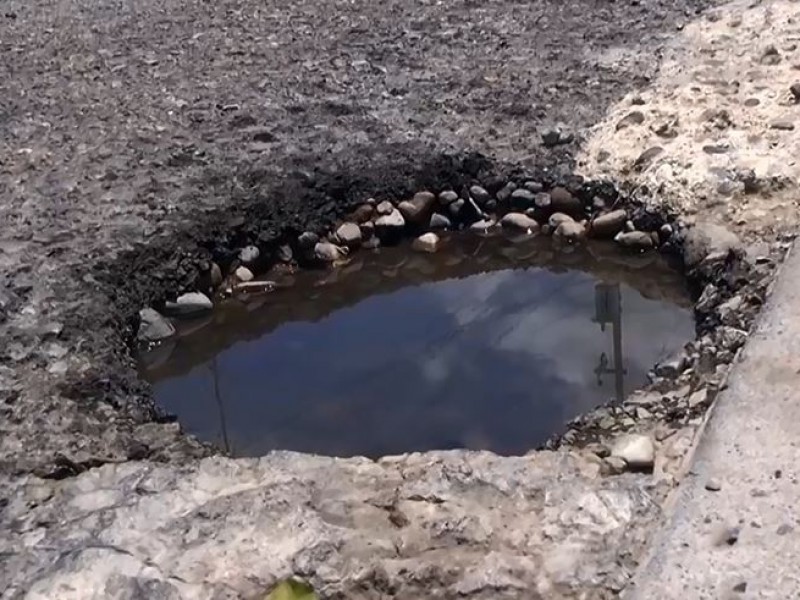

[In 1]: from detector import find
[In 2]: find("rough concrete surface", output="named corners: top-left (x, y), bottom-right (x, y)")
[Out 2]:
top-left (629, 243), bottom-right (800, 599)
top-left (1, 451), bottom-right (658, 599)
top-left (579, 0), bottom-right (800, 238)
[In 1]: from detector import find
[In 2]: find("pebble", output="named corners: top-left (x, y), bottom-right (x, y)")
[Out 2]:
top-left (448, 198), bottom-right (466, 218)
top-left (469, 219), bottom-right (496, 235)
top-left (314, 242), bottom-right (347, 262)
top-left (277, 245), bottom-right (293, 263)
top-left (554, 220), bottom-right (586, 242)
top-left (335, 222), bottom-right (362, 248)
top-left (590, 210), bottom-right (627, 238)
top-left (398, 191), bottom-right (436, 225)
top-left (733, 582), bottom-right (747, 593)
top-left (603, 456), bottom-right (628, 475)
top-left (550, 186), bottom-right (582, 216)
top-left (238, 245), bottom-right (260, 265)
top-left (234, 266), bottom-right (254, 282)
top-left (633, 146), bottom-right (664, 171)
top-left (376, 200), bottom-right (394, 216)
top-left (297, 231), bottom-right (319, 250)
top-left (500, 212), bottom-right (540, 232)
top-left (616, 110), bottom-right (645, 130)
top-left (523, 181), bottom-right (543, 193)
top-left (548, 212), bottom-right (574, 229)
top-left (495, 182), bottom-right (516, 203)
top-left (429, 213), bottom-right (452, 230)
top-left (614, 230), bottom-right (655, 250)
top-left (137, 308), bottom-right (175, 343)
top-left (469, 185), bottom-right (491, 206)
top-left (412, 232), bottom-right (440, 253)
top-left (705, 478), bottom-right (722, 492)
top-left (541, 126), bottom-right (572, 147)
top-left (163, 292), bottom-right (213, 318)
top-left (791, 82), bottom-right (800, 102)
top-left (438, 190), bottom-right (459, 205)
top-left (770, 119), bottom-right (795, 131)
top-left (610, 434), bottom-right (655, 470)
top-left (534, 192), bottom-right (552, 211)
top-left (374, 209), bottom-right (406, 240)
top-left (349, 204), bottom-right (374, 223)
top-left (510, 188), bottom-right (536, 209)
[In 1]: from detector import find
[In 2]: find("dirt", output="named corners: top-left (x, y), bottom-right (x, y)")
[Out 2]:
top-left (0, 0), bottom-right (718, 477)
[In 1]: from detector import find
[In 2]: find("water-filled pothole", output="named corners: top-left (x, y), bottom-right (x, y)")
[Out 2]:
top-left (140, 234), bottom-right (693, 458)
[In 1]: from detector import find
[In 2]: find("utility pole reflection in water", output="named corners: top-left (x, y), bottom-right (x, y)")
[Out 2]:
top-left (592, 283), bottom-right (626, 404)
top-left (210, 356), bottom-right (232, 454)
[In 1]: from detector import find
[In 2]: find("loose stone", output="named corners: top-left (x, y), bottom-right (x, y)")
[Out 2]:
top-left (523, 181), bottom-right (543, 193)
top-left (429, 213), bottom-right (452, 230)
top-left (234, 266), bottom-right (254, 282)
top-left (510, 188), bottom-right (536, 209)
top-left (770, 119), bottom-right (794, 131)
top-left (398, 191), bottom-right (436, 226)
top-left (610, 434), bottom-right (655, 469)
top-left (550, 187), bottom-right (582, 216)
top-left (469, 219), bottom-right (495, 234)
top-left (277, 245), bottom-right (293, 263)
top-left (137, 308), bottom-right (175, 343)
top-left (297, 231), bottom-right (319, 251)
top-left (438, 190), bottom-right (459, 205)
top-left (238, 245), bottom-right (260, 265)
top-left (469, 185), bottom-right (491, 206)
top-left (349, 204), bottom-right (374, 223)
top-left (495, 182), bottom-right (516, 203)
top-left (335, 222), bottom-right (362, 248)
top-left (500, 212), bottom-right (540, 232)
top-left (374, 209), bottom-right (406, 240)
top-left (614, 231), bottom-right (655, 250)
top-left (616, 110), bottom-right (645, 130)
top-left (548, 212), bottom-right (574, 229)
top-left (791, 82), bottom-right (800, 102)
top-left (534, 192), bottom-right (552, 211)
top-left (314, 242), bottom-right (347, 262)
top-left (376, 200), bottom-right (394, 216)
top-left (412, 232), bottom-right (440, 253)
top-left (164, 292), bottom-right (213, 318)
top-left (590, 210), bottom-right (627, 238)
top-left (554, 220), bottom-right (586, 242)
top-left (705, 478), bottom-right (722, 492)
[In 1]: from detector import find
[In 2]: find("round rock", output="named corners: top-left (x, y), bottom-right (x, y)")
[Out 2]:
top-left (314, 242), bottom-right (347, 262)
top-left (590, 210), bottom-right (628, 238)
top-left (238, 245), bottom-right (260, 265)
top-left (500, 212), bottom-right (540, 232)
top-left (469, 185), bottom-right (491, 206)
top-left (615, 231), bottom-right (655, 250)
top-left (412, 232), bottom-right (440, 253)
top-left (335, 222), bottom-right (362, 248)
top-left (137, 308), bottom-right (175, 343)
top-left (163, 292), bottom-right (213, 318)
top-left (234, 266), bottom-right (254, 282)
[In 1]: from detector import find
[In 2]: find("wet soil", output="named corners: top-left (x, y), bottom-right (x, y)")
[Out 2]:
top-left (0, 0), bottom-right (715, 476)
top-left (144, 237), bottom-right (693, 458)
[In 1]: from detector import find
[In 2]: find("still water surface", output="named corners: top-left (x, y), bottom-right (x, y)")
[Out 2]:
top-left (142, 235), bottom-right (693, 458)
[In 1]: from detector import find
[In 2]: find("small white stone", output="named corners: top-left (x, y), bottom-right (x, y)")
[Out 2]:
top-left (412, 232), bottom-right (440, 253)
top-left (234, 266), bottom-right (254, 282)
top-left (610, 434), bottom-right (655, 469)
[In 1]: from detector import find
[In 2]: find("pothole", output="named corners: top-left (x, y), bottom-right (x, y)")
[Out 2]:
top-left (140, 235), bottom-right (693, 458)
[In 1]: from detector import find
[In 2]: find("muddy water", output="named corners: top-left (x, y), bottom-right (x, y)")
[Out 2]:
top-left (141, 235), bottom-right (694, 458)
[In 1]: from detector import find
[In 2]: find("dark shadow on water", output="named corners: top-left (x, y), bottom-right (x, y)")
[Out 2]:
top-left (141, 234), bottom-right (694, 458)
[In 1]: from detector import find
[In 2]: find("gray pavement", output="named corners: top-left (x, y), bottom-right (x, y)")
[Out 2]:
top-left (629, 244), bottom-right (800, 599)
